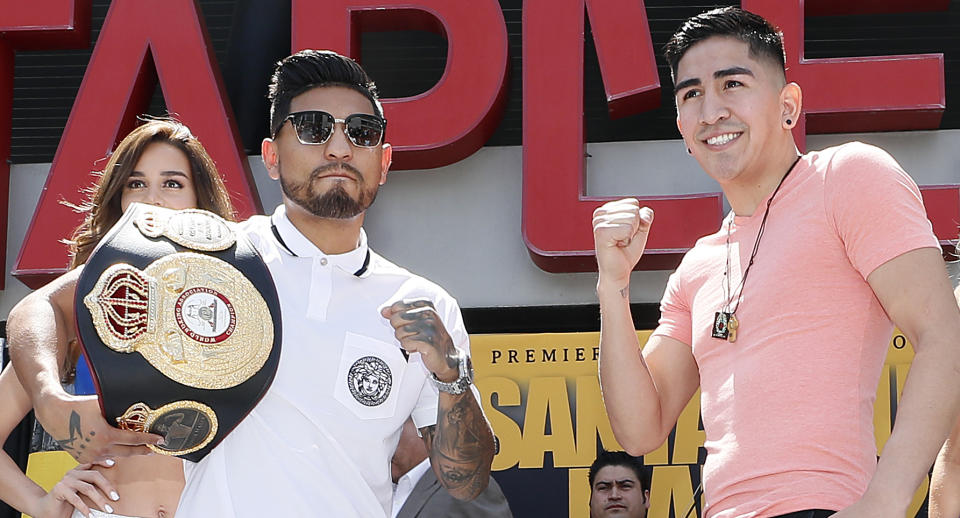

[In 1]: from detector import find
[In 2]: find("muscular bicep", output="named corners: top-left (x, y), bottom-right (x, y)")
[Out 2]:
top-left (11, 268), bottom-right (81, 353)
top-left (47, 267), bottom-right (82, 345)
top-left (866, 247), bottom-right (960, 349)
top-left (643, 334), bottom-right (700, 433)
top-left (8, 267), bottom-right (82, 395)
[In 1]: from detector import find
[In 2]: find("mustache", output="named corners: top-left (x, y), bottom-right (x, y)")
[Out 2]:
top-left (311, 162), bottom-right (363, 181)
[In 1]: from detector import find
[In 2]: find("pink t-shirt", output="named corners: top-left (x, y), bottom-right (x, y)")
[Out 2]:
top-left (652, 142), bottom-right (940, 518)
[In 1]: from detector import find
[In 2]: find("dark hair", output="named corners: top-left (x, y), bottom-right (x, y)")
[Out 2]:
top-left (66, 117), bottom-right (235, 267)
top-left (588, 450), bottom-right (650, 492)
top-left (267, 49), bottom-right (383, 138)
top-left (663, 7), bottom-right (786, 80)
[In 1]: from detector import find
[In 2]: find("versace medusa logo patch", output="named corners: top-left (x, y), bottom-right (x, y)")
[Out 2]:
top-left (347, 356), bottom-right (392, 407)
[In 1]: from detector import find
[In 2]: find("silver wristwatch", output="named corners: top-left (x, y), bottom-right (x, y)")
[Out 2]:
top-left (431, 348), bottom-right (474, 395)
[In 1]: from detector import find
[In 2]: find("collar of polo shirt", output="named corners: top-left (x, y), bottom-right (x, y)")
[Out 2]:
top-left (269, 205), bottom-right (369, 275)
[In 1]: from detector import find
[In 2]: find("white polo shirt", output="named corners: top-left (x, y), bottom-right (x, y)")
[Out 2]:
top-left (177, 205), bottom-right (470, 517)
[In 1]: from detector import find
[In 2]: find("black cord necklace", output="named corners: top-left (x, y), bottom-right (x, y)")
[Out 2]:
top-left (712, 154), bottom-right (802, 343)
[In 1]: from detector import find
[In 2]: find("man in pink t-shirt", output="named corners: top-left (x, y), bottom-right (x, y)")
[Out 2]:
top-left (592, 7), bottom-right (960, 518)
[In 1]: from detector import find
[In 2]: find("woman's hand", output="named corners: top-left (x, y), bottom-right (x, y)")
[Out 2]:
top-left (33, 459), bottom-right (120, 518)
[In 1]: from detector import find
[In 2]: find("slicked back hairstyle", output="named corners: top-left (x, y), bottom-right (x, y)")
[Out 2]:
top-left (663, 6), bottom-right (786, 81)
top-left (588, 450), bottom-right (651, 493)
top-left (268, 49), bottom-right (384, 138)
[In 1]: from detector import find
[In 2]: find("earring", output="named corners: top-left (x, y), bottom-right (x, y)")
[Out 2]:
top-left (687, 147), bottom-right (692, 155)
top-left (785, 118), bottom-right (793, 126)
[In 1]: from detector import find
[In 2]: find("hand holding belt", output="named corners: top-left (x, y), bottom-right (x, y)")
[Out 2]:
top-left (75, 203), bottom-right (282, 462)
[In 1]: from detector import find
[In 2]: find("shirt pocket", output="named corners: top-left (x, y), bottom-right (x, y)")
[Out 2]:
top-left (333, 331), bottom-right (407, 420)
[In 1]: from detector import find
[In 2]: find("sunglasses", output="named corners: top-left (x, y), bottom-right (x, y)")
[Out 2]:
top-left (275, 110), bottom-right (387, 148)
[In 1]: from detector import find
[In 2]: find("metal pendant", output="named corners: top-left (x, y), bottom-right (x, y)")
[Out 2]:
top-left (727, 313), bottom-right (739, 343)
top-left (712, 311), bottom-right (731, 340)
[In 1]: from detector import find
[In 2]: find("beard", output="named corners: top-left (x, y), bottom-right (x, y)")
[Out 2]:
top-left (278, 162), bottom-right (379, 219)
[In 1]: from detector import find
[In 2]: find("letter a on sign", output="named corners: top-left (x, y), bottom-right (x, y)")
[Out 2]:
top-left (14, 0), bottom-right (260, 288)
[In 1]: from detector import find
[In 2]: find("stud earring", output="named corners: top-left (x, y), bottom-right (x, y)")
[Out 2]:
top-left (785, 118), bottom-right (793, 126)
top-left (687, 147), bottom-right (692, 154)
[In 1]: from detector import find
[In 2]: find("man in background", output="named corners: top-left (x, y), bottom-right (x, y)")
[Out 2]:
top-left (588, 450), bottom-right (649, 518)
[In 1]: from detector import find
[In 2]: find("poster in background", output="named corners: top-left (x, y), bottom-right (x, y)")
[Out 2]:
top-left (474, 331), bottom-right (929, 518)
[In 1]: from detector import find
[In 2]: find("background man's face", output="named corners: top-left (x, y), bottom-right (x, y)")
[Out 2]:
top-left (589, 465), bottom-right (649, 518)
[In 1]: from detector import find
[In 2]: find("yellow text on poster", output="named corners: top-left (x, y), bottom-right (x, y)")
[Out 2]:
top-left (473, 330), bottom-right (926, 518)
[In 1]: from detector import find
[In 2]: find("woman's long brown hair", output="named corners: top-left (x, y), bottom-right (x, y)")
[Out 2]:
top-left (66, 118), bottom-right (236, 267)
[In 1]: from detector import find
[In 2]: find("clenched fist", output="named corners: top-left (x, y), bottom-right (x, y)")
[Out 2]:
top-left (381, 299), bottom-right (459, 383)
top-left (593, 199), bottom-right (654, 290)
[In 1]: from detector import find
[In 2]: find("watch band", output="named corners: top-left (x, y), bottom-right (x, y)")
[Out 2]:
top-left (431, 348), bottom-right (474, 395)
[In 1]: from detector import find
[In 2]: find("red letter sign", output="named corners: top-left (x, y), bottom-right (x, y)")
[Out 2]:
top-left (0, 0), bottom-right (91, 289)
top-left (292, 0), bottom-right (509, 170)
top-left (745, 0), bottom-right (956, 243)
top-left (13, 0), bottom-right (261, 288)
top-left (525, 0), bottom-right (953, 273)
top-left (745, 0), bottom-right (946, 148)
top-left (523, 0), bottom-right (722, 273)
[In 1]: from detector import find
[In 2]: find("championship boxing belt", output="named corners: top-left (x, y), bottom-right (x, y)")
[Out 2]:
top-left (75, 203), bottom-right (282, 462)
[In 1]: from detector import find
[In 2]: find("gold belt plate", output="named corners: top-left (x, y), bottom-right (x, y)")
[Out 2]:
top-left (83, 252), bottom-right (274, 389)
top-left (117, 401), bottom-right (219, 456)
top-left (134, 206), bottom-right (236, 252)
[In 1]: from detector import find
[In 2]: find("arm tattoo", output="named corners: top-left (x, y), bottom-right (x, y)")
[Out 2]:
top-left (425, 392), bottom-right (496, 501)
top-left (54, 411), bottom-right (95, 461)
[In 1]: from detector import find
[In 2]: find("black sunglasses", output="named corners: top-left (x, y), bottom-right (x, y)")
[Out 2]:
top-left (275, 110), bottom-right (387, 148)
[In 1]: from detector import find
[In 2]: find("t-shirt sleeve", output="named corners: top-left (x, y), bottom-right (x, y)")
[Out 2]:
top-left (823, 142), bottom-right (940, 280)
top-left (651, 267), bottom-right (693, 346)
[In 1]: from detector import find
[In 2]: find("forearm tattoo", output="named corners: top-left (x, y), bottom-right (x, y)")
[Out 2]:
top-left (54, 411), bottom-right (95, 461)
top-left (423, 393), bottom-right (496, 500)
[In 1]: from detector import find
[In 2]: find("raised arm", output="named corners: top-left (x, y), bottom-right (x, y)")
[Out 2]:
top-left (7, 267), bottom-right (160, 463)
top-left (382, 300), bottom-right (495, 501)
top-left (835, 248), bottom-right (960, 517)
top-left (593, 199), bottom-right (700, 454)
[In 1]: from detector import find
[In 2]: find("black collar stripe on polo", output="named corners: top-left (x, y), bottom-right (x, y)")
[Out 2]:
top-left (270, 222), bottom-right (370, 277)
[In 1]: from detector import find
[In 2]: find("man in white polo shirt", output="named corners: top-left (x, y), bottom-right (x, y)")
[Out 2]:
top-left (8, 49), bottom-right (495, 517)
